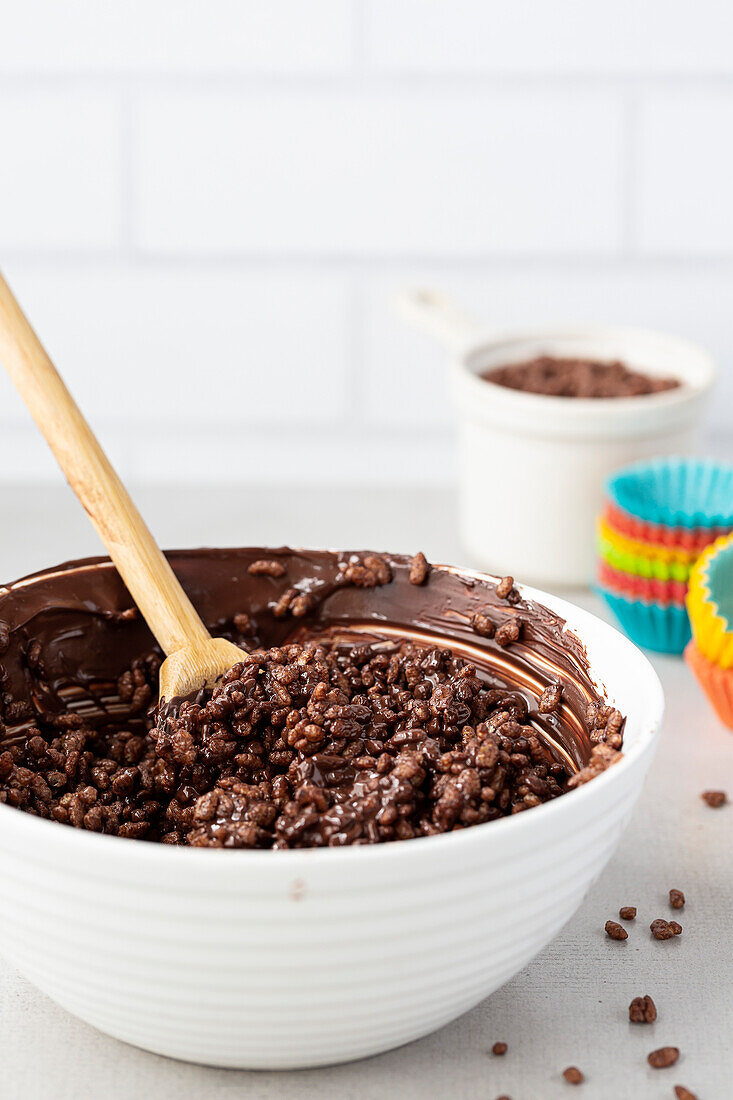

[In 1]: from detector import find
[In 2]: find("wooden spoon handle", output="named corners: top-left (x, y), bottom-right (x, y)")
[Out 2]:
top-left (0, 270), bottom-right (210, 656)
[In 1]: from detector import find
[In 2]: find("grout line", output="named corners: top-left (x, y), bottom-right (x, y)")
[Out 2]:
top-left (1, 71), bottom-right (733, 92)
top-left (7, 252), bottom-right (733, 271)
top-left (117, 84), bottom-right (137, 254)
top-left (345, 269), bottom-right (367, 422)
top-left (0, 415), bottom-right (729, 447)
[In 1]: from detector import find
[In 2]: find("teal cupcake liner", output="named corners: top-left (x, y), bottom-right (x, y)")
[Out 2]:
top-left (597, 586), bottom-right (691, 655)
top-left (607, 458), bottom-right (733, 530)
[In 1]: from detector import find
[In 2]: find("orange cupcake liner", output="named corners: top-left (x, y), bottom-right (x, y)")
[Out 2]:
top-left (684, 641), bottom-right (733, 730)
top-left (605, 502), bottom-right (729, 553)
top-left (598, 561), bottom-right (687, 606)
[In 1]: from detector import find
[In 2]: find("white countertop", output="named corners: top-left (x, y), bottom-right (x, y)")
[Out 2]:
top-left (0, 485), bottom-right (730, 1100)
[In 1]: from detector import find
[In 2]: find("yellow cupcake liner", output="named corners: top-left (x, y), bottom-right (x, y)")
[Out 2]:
top-left (597, 536), bottom-right (692, 582)
top-left (597, 518), bottom-right (699, 567)
top-left (687, 533), bottom-right (733, 670)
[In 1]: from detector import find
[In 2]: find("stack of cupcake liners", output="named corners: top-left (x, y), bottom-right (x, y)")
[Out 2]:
top-left (685, 532), bottom-right (733, 728)
top-left (596, 458), bottom-right (733, 655)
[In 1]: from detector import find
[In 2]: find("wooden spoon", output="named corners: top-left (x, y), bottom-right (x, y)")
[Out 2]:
top-left (0, 270), bottom-right (245, 703)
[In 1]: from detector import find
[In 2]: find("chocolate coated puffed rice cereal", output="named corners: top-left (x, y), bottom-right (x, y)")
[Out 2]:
top-left (409, 552), bottom-right (430, 586)
top-left (232, 612), bottom-right (256, 636)
top-left (337, 553), bottom-right (392, 588)
top-left (539, 683), bottom-right (563, 713)
top-left (605, 920), bottom-right (628, 941)
top-left (2, 636), bottom-right (598, 847)
top-left (669, 888), bottom-right (685, 910)
top-left (495, 619), bottom-right (521, 647)
top-left (619, 906), bottom-right (637, 921)
top-left (481, 356), bottom-right (679, 399)
top-left (471, 611), bottom-right (495, 638)
top-left (248, 559), bottom-right (287, 578)
top-left (648, 1046), bottom-right (679, 1069)
top-left (0, 550), bottom-right (627, 848)
top-left (495, 576), bottom-right (514, 600)
top-left (651, 919), bottom-right (682, 940)
top-left (629, 995), bottom-right (657, 1023)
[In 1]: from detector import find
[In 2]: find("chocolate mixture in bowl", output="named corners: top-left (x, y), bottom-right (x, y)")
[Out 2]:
top-left (481, 356), bottom-right (680, 398)
top-left (0, 549), bottom-right (625, 848)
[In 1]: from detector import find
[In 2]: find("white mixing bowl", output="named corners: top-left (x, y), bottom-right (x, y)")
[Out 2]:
top-left (0, 565), bottom-right (663, 1069)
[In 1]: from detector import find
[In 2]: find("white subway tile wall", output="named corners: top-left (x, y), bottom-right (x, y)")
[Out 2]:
top-left (364, 1), bottom-right (733, 74)
top-left (136, 90), bottom-right (624, 255)
top-left (0, 0), bottom-right (730, 485)
top-left (0, 92), bottom-right (121, 250)
top-left (0, 1), bottom-right (353, 73)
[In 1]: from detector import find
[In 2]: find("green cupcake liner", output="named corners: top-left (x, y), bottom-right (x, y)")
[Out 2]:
top-left (597, 537), bottom-right (691, 582)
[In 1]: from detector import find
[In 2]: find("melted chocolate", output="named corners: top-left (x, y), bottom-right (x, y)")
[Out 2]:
top-left (0, 548), bottom-right (606, 770)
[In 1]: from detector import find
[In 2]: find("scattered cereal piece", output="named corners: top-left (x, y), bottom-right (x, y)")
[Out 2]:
top-left (495, 619), bottom-right (521, 647)
top-left (471, 611), bottom-right (495, 638)
top-left (674, 1087), bottom-right (698, 1100)
top-left (539, 683), bottom-right (563, 713)
top-left (629, 995), bottom-right (657, 1023)
top-left (335, 554), bottom-right (392, 589)
top-left (233, 612), bottom-right (255, 636)
top-left (289, 593), bottom-right (313, 618)
top-left (563, 1066), bottom-right (584, 1084)
top-left (409, 552), bottom-right (430, 586)
top-left (619, 906), bottom-right (637, 921)
top-left (701, 789), bottom-right (727, 808)
top-left (669, 889), bottom-right (685, 910)
top-left (605, 920), bottom-right (628, 941)
top-left (272, 587), bottom-right (299, 618)
top-left (648, 1046), bottom-right (679, 1069)
top-left (492, 1041), bottom-right (508, 1056)
top-left (247, 559), bottom-right (286, 578)
top-left (496, 575), bottom-right (515, 600)
top-left (650, 919), bottom-right (682, 940)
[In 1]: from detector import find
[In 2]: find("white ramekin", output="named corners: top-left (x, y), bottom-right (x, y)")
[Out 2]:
top-left (0, 565), bottom-right (663, 1069)
top-left (398, 290), bottom-right (715, 587)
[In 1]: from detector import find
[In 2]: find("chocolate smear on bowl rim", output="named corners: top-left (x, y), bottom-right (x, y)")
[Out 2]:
top-left (0, 548), bottom-right (625, 846)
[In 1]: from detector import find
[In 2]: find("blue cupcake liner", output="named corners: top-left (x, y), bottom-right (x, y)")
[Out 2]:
top-left (606, 458), bottom-right (733, 530)
top-left (597, 586), bottom-right (691, 655)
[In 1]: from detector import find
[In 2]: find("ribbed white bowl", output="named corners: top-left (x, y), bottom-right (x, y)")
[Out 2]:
top-left (0, 584), bottom-right (663, 1068)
